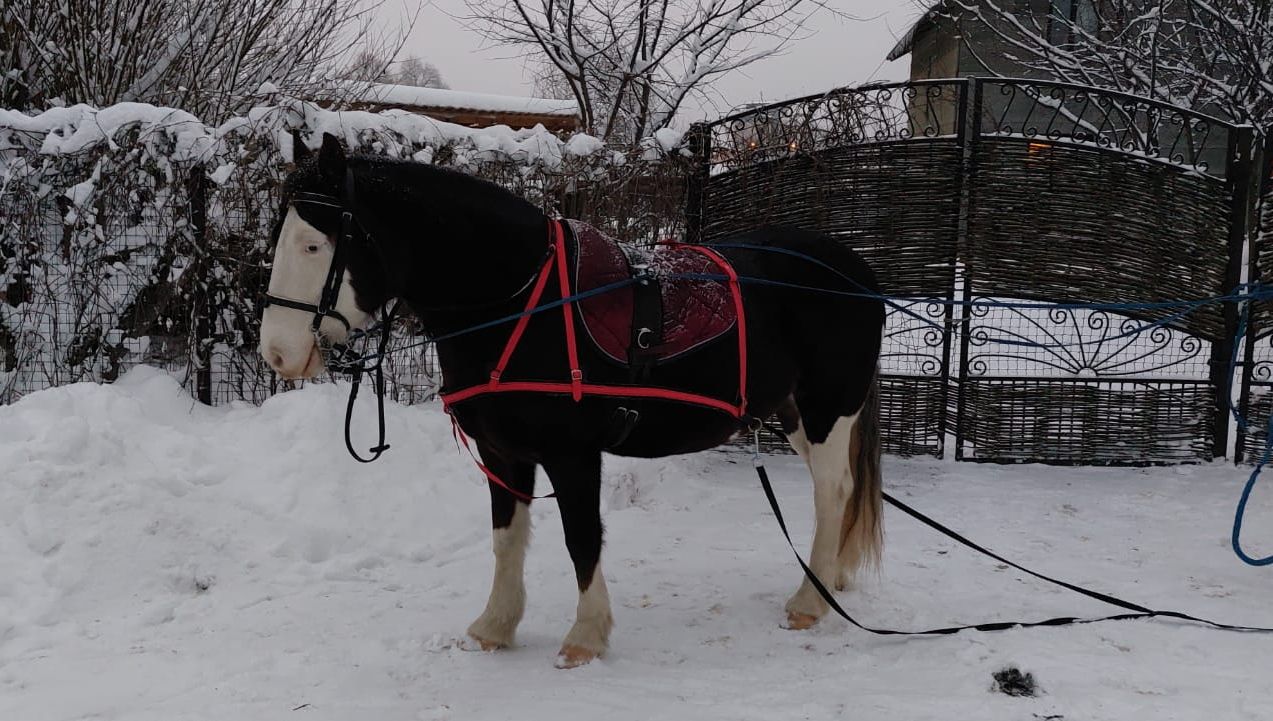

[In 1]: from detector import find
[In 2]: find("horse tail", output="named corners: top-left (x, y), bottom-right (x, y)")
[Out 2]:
top-left (840, 367), bottom-right (883, 572)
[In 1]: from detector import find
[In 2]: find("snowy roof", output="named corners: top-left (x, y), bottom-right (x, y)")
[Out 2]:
top-left (886, 2), bottom-right (947, 61)
top-left (344, 83), bottom-right (579, 118)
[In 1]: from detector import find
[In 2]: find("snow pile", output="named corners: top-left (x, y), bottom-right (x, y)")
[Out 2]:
top-left (3, 369), bottom-right (1273, 720)
top-left (1, 97), bottom-right (683, 176)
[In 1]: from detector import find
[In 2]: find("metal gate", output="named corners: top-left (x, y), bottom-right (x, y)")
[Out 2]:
top-left (687, 78), bottom-right (1264, 465)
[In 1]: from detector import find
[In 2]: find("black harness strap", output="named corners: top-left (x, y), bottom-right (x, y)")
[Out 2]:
top-left (752, 427), bottom-right (1273, 635)
top-left (340, 303), bottom-right (396, 463)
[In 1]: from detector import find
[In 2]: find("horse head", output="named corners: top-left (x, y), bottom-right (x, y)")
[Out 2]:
top-left (259, 132), bottom-right (380, 379)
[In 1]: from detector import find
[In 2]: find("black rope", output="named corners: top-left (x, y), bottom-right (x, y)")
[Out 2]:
top-left (753, 422), bottom-right (1273, 635)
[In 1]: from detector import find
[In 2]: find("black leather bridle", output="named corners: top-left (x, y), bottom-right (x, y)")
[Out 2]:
top-left (263, 169), bottom-right (360, 337)
top-left (263, 166), bottom-right (395, 462)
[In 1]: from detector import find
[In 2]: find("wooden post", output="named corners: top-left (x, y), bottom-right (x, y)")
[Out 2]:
top-left (684, 122), bottom-right (711, 245)
top-left (1222, 127), bottom-right (1261, 460)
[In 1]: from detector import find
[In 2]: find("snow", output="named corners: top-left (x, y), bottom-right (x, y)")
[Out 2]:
top-left (0, 97), bottom-right (638, 177)
top-left (564, 133), bottom-right (605, 156)
top-left (347, 83), bottom-right (579, 117)
top-left (3, 368), bottom-right (1273, 720)
top-left (653, 126), bottom-right (686, 152)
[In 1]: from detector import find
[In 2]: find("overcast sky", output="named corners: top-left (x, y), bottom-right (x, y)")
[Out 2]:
top-left (387, 0), bottom-right (930, 125)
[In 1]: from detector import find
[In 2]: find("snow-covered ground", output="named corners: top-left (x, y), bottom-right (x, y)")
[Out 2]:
top-left (3, 368), bottom-right (1272, 721)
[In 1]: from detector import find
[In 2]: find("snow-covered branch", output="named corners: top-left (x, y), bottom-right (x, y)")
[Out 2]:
top-left (465, 0), bottom-right (830, 142)
top-left (0, 0), bottom-right (412, 122)
top-left (952, 0), bottom-right (1272, 128)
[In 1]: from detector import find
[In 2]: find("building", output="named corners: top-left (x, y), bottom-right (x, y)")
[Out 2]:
top-left (339, 83), bottom-right (581, 132)
top-left (887, 1), bottom-right (1099, 81)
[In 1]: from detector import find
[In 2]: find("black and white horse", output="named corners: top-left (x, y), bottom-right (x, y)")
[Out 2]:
top-left (259, 133), bottom-right (885, 667)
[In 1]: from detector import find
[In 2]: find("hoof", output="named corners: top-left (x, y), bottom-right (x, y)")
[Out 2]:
top-left (464, 634), bottom-right (506, 652)
top-left (785, 611), bottom-right (819, 631)
top-left (555, 644), bottom-right (600, 668)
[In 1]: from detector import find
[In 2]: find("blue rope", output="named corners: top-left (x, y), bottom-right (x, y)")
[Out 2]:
top-left (1226, 296), bottom-right (1273, 565)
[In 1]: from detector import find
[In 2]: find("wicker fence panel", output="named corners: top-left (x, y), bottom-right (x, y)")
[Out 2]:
top-left (957, 380), bottom-right (1215, 464)
top-left (695, 78), bottom-right (1250, 464)
top-left (965, 139), bottom-right (1232, 341)
top-left (700, 141), bottom-right (963, 296)
top-left (949, 79), bottom-right (1243, 465)
top-left (698, 140), bottom-right (961, 457)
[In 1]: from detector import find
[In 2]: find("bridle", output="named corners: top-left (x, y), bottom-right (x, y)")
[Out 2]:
top-left (262, 166), bottom-right (396, 462)
top-left (263, 168), bottom-right (360, 340)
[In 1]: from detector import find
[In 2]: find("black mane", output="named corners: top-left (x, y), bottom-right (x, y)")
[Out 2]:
top-left (286, 152), bottom-right (543, 232)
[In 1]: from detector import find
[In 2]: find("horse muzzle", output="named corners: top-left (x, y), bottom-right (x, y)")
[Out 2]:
top-left (261, 340), bottom-right (323, 380)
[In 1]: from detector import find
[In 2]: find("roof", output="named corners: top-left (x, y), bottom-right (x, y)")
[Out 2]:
top-left (886, 2), bottom-right (947, 61)
top-left (346, 83), bottom-right (579, 118)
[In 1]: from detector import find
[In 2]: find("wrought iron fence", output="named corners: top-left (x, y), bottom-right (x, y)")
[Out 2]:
top-left (689, 77), bottom-right (1263, 465)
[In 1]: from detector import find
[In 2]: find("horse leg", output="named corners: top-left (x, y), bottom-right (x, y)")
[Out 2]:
top-left (836, 377), bottom-right (882, 592)
top-left (779, 397), bottom-right (850, 593)
top-left (783, 412), bottom-right (857, 630)
top-left (466, 444), bottom-right (535, 651)
top-left (541, 451), bottom-right (612, 668)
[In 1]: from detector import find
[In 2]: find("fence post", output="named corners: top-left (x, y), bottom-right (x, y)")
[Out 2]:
top-left (188, 163), bottom-right (212, 406)
top-left (1235, 130), bottom-right (1271, 462)
top-left (1223, 127), bottom-right (1261, 460)
top-left (952, 78), bottom-right (983, 461)
top-left (684, 122), bottom-right (711, 244)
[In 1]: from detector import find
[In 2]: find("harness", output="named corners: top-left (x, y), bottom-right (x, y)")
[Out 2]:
top-left (439, 219), bottom-right (749, 416)
top-left (437, 219), bottom-right (754, 501)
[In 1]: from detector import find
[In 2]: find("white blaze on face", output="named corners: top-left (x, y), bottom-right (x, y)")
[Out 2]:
top-left (259, 207), bottom-right (370, 379)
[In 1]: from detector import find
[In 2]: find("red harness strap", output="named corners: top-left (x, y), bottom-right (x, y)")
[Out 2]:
top-left (440, 219), bottom-right (749, 497)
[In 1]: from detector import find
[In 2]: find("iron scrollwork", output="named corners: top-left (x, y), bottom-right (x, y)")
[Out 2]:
top-left (966, 299), bottom-right (1208, 379)
top-left (882, 298), bottom-right (948, 377)
top-left (980, 79), bottom-right (1227, 177)
top-left (707, 81), bottom-right (965, 174)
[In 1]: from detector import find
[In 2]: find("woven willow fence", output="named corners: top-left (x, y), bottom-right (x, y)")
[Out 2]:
top-left (687, 78), bottom-right (1266, 465)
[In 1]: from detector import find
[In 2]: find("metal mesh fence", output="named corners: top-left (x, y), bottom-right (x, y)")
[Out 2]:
top-left (0, 106), bottom-right (689, 407)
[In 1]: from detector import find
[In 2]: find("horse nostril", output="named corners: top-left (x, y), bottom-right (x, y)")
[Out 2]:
top-left (269, 351), bottom-right (285, 371)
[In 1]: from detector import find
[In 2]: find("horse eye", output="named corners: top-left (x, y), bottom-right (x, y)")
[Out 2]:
top-left (305, 244), bottom-right (320, 254)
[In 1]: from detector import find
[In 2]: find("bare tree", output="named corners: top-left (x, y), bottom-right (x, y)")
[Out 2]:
top-left (341, 52), bottom-right (448, 88)
top-left (952, 0), bottom-right (1273, 128)
top-left (341, 48), bottom-right (398, 83)
top-left (465, 0), bottom-right (834, 143)
top-left (1, 0), bottom-right (411, 120)
top-left (392, 56), bottom-right (449, 89)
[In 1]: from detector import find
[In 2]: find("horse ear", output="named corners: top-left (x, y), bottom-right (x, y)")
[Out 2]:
top-left (318, 132), bottom-right (345, 176)
top-left (291, 130), bottom-right (311, 164)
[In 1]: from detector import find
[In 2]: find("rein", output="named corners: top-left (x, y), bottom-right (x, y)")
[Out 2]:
top-left (263, 167), bottom-right (394, 461)
top-left (748, 422), bottom-right (1273, 635)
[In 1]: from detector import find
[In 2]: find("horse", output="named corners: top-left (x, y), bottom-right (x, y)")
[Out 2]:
top-left (258, 132), bottom-right (886, 668)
